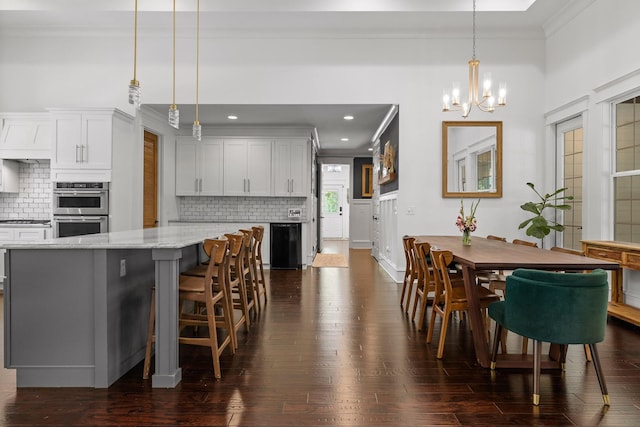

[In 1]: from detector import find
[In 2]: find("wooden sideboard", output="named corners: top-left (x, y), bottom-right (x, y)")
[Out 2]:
top-left (582, 240), bottom-right (640, 326)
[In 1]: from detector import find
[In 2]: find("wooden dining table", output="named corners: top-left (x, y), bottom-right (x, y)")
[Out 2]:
top-left (413, 235), bottom-right (620, 369)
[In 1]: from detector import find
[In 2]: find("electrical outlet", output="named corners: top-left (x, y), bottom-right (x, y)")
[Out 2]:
top-left (120, 259), bottom-right (126, 277)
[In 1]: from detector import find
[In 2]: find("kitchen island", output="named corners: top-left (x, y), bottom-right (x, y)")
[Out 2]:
top-left (2, 224), bottom-right (237, 388)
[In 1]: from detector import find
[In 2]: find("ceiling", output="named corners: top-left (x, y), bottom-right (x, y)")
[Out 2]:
top-left (0, 0), bottom-right (578, 155)
top-left (144, 104), bottom-right (394, 155)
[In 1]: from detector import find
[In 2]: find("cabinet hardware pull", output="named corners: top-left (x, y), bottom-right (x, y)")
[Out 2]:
top-left (248, 179), bottom-right (250, 193)
top-left (199, 178), bottom-right (203, 192)
top-left (76, 145), bottom-right (80, 163)
top-left (195, 179), bottom-right (198, 193)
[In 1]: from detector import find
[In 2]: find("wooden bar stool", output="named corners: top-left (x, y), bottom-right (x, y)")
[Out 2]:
top-left (251, 225), bottom-right (267, 306)
top-left (181, 239), bottom-right (219, 278)
top-left (143, 239), bottom-right (235, 380)
top-left (240, 228), bottom-right (261, 312)
top-left (225, 232), bottom-right (252, 336)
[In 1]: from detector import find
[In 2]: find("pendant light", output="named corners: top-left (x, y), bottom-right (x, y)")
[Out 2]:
top-left (441, 0), bottom-right (506, 118)
top-left (168, 0), bottom-right (179, 129)
top-left (128, 0), bottom-right (141, 109)
top-left (192, 0), bottom-right (201, 141)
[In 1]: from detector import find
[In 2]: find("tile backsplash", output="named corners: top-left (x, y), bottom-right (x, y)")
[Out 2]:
top-left (179, 196), bottom-right (307, 222)
top-left (0, 161), bottom-right (52, 220)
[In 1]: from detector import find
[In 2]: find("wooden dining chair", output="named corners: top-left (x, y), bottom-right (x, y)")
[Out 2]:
top-left (476, 235), bottom-right (507, 285)
top-left (488, 238), bottom-right (539, 354)
top-left (427, 249), bottom-right (501, 359)
top-left (512, 239), bottom-right (538, 247)
top-left (401, 236), bottom-right (419, 312)
top-left (411, 241), bottom-right (435, 330)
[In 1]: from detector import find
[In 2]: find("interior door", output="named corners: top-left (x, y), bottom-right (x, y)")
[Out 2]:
top-left (556, 117), bottom-right (583, 249)
top-left (143, 130), bottom-right (158, 228)
top-left (321, 184), bottom-right (344, 239)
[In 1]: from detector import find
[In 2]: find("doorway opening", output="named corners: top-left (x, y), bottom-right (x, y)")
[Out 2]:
top-left (143, 130), bottom-right (159, 228)
top-left (320, 163), bottom-right (350, 253)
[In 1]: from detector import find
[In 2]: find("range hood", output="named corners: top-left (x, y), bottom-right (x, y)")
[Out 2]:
top-left (0, 113), bottom-right (51, 160)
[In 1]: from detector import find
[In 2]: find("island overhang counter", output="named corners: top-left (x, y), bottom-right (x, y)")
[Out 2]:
top-left (2, 224), bottom-right (237, 388)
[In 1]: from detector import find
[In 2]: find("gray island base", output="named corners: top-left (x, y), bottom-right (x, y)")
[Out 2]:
top-left (2, 225), bottom-right (237, 388)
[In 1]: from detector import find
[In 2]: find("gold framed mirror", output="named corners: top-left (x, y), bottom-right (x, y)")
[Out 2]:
top-left (442, 121), bottom-right (502, 198)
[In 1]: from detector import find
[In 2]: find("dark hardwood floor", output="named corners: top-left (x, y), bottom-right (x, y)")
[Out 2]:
top-left (0, 245), bottom-right (639, 426)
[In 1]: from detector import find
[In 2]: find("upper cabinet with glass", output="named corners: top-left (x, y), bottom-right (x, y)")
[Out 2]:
top-left (442, 121), bottom-right (502, 198)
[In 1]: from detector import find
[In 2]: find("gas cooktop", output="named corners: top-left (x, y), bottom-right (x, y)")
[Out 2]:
top-left (0, 219), bottom-right (51, 225)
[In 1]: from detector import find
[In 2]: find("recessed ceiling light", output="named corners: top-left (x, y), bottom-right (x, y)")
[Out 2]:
top-left (227, 115), bottom-right (238, 120)
top-left (341, 138), bottom-right (349, 141)
top-left (343, 115), bottom-right (354, 120)
top-left (368, 147), bottom-right (373, 151)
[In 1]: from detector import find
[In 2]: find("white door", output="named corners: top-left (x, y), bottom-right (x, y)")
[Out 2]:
top-left (321, 184), bottom-right (344, 239)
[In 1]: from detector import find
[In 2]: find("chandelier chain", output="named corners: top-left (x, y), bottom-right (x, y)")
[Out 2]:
top-left (472, 0), bottom-right (476, 60)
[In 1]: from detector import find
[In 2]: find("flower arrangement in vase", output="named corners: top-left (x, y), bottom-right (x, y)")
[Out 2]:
top-left (456, 199), bottom-right (479, 246)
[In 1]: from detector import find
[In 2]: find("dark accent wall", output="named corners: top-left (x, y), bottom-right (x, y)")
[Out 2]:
top-left (380, 113), bottom-right (399, 194)
top-left (353, 157), bottom-right (373, 199)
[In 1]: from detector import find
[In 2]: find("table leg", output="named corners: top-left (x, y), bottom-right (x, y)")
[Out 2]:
top-left (460, 265), bottom-right (491, 367)
top-left (151, 248), bottom-right (183, 388)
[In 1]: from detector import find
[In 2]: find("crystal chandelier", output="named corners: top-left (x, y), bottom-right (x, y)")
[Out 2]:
top-left (128, 0), bottom-right (141, 109)
top-left (441, 0), bottom-right (506, 118)
top-left (192, 0), bottom-right (202, 141)
top-left (168, 0), bottom-right (179, 129)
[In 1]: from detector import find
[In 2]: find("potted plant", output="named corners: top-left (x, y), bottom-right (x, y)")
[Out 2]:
top-left (518, 182), bottom-right (573, 240)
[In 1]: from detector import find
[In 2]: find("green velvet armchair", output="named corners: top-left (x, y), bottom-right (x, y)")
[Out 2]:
top-left (488, 268), bottom-right (610, 406)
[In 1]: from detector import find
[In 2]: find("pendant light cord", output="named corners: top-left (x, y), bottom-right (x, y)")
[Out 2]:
top-left (172, 0), bottom-right (176, 105)
top-left (133, 0), bottom-right (138, 81)
top-left (195, 0), bottom-right (200, 122)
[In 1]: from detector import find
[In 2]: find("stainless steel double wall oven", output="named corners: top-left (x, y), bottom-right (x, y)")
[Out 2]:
top-left (52, 182), bottom-right (109, 237)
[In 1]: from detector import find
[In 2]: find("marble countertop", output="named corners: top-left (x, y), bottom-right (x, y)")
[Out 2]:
top-left (169, 219), bottom-right (307, 224)
top-left (0, 224), bottom-right (238, 250)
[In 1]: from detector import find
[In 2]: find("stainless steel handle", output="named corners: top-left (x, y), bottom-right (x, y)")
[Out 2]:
top-left (54, 216), bottom-right (103, 222)
top-left (54, 190), bottom-right (104, 195)
top-left (75, 145), bottom-right (80, 162)
top-left (199, 178), bottom-right (203, 192)
top-left (81, 145), bottom-right (86, 162)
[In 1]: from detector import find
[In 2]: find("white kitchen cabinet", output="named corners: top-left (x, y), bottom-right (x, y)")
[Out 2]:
top-left (273, 139), bottom-right (308, 197)
top-left (49, 108), bottom-right (133, 182)
top-left (223, 139), bottom-right (271, 196)
top-left (0, 113), bottom-right (51, 159)
top-left (175, 137), bottom-right (223, 196)
top-left (0, 159), bottom-right (19, 193)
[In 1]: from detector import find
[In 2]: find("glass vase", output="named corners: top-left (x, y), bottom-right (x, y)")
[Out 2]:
top-left (462, 230), bottom-right (472, 246)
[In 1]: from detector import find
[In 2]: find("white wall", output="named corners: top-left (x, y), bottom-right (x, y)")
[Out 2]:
top-left (0, 27), bottom-right (548, 270)
top-left (545, 0), bottom-right (640, 242)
